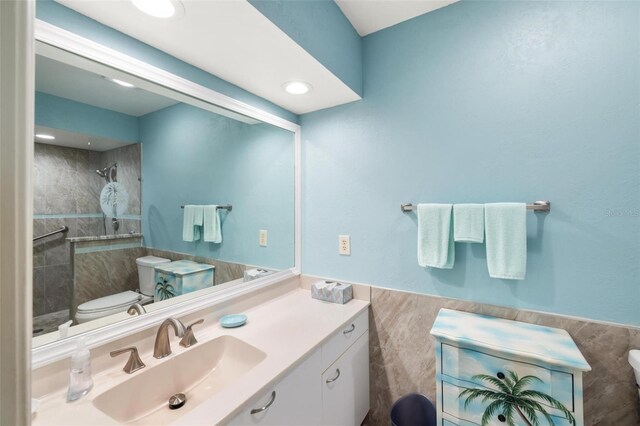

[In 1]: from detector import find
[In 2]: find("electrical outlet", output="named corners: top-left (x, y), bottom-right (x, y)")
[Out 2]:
top-left (259, 230), bottom-right (268, 247)
top-left (339, 235), bottom-right (350, 255)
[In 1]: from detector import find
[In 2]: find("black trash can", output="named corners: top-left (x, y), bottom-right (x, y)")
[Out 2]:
top-left (390, 393), bottom-right (437, 426)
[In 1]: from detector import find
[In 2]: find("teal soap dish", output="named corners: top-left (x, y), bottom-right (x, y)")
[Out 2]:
top-left (220, 314), bottom-right (247, 328)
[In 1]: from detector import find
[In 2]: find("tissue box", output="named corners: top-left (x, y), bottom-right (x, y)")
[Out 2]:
top-left (243, 268), bottom-right (272, 283)
top-left (311, 280), bottom-right (353, 304)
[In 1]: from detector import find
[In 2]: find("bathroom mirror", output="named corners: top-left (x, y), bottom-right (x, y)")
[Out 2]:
top-left (32, 35), bottom-right (297, 349)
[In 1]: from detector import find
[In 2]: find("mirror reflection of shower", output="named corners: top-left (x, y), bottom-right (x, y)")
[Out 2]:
top-left (95, 163), bottom-right (117, 183)
top-left (96, 163), bottom-right (119, 234)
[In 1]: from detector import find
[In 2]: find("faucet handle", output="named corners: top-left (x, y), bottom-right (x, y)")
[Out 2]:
top-left (127, 303), bottom-right (146, 316)
top-left (110, 347), bottom-right (145, 374)
top-left (180, 319), bottom-right (204, 348)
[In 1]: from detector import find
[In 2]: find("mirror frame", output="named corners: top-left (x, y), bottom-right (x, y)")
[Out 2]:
top-left (32, 20), bottom-right (301, 368)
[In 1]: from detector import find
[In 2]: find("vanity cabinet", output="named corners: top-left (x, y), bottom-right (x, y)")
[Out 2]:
top-left (227, 350), bottom-right (323, 426)
top-left (227, 309), bottom-right (369, 426)
top-left (430, 309), bottom-right (591, 426)
top-left (321, 332), bottom-right (369, 425)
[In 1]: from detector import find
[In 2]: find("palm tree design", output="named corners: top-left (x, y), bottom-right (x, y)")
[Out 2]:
top-left (459, 370), bottom-right (575, 426)
top-left (155, 277), bottom-right (176, 301)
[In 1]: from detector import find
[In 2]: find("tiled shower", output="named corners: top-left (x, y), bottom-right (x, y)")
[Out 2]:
top-left (32, 142), bottom-right (141, 334)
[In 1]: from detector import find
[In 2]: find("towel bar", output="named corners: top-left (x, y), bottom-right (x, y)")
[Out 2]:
top-left (401, 201), bottom-right (550, 213)
top-left (180, 204), bottom-right (232, 212)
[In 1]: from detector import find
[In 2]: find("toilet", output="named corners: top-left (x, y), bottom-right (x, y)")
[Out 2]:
top-left (630, 350), bottom-right (640, 399)
top-left (75, 256), bottom-right (171, 324)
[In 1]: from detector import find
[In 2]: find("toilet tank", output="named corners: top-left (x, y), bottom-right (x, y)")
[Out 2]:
top-left (136, 256), bottom-right (171, 296)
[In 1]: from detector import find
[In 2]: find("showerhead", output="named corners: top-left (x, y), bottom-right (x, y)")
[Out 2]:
top-left (95, 163), bottom-right (118, 182)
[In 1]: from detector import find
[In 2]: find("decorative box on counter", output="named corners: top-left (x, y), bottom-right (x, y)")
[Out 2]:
top-left (154, 260), bottom-right (214, 301)
top-left (311, 280), bottom-right (353, 304)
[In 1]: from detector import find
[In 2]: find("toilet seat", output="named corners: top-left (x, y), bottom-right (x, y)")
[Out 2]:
top-left (75, 291), bottom-right (150, 323)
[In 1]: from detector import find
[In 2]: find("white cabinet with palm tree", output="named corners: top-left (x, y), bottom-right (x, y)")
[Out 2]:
top-left (430, 309), bottom-right (591, 426)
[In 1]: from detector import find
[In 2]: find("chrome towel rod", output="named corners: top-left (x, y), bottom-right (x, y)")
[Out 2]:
top-left (180, 204), bottom-right (232, 212)
top-left (33, 226), bottom-right (69, 241)
top-left (401, 201), bottom-right (551, 213)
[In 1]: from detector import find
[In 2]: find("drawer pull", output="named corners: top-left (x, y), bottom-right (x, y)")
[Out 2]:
top-left (326, 369), bottom-right (341, 384)
top-left (343, 324), bottom-right (355, 334)
top-left (496, 372), bottom-right (505, 380)
top-left (498, 414), bottom-right (506, 422)
top-left (250, 391), bottom-right (276, 415)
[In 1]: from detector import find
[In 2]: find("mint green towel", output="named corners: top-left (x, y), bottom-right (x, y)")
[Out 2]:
top-left (417, 203), bottom-right (455, 269)
top-left (484, 203), bottom-right (526, 280)
top-left (203, 205), bottom-right (222, 243)
top-left (182, 205), bottom-right (203, 242)
top-left (453, 204), bottom-right (485, 243)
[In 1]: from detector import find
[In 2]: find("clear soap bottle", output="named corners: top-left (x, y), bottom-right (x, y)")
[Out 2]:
top-left (66, 338), bottom-right (93, 402)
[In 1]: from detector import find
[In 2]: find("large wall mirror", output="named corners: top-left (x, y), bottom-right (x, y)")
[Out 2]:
top-left (32, 26), bottom-right (298, 352)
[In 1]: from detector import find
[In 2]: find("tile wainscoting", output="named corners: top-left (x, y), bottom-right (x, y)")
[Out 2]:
top-left (367, 287), bottom-right (640, 425)
top-left (71, 237), bottom-right (146, 316)
top-left (69, 243), bottom-right (248, 320)
top-left (145, 248), bottom-right (248, 286)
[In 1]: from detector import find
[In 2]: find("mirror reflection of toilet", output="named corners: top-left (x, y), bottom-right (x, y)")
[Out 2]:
top-left (74, 256), bottom-right (170, 324)
top-left (630, 350), bottom-right (640, 399)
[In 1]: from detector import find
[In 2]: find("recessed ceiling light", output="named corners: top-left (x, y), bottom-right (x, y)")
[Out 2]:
top-left (35, 133), bottom-right (55, 140)
top-left (103, 76), bottom-right (135, 88)
top-left (132, 0), bottom-right (180, 18)
top-left (283, 81), bottom-right (312, 95)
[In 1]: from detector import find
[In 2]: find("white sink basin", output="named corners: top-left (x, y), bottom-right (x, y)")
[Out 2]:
top-left (93, 335), bottom-right (266, 424)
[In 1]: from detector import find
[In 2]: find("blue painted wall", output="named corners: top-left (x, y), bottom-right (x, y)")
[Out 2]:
top-left (35, 92), bottom-right (139, 142)
top-left (300, 1), bottom-right (640, 325)
top-left (36, 0), bottom-right (299, 124)
top-left (249, 0), bottom-right (362, 96)
top-left (141, 104), bottom-right (295, 270)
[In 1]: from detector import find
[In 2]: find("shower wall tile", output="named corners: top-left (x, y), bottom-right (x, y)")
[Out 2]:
top-left (76, 217), bottom-right (104, 237)
top-left (43, 218), bottom-right (76, 266)
top-left (33, 142), bottom-right (141, 321)
top-left (71, 238), bottom-right (145, 316)
top-left (33, 267), bottom-right (46, 317)
top-left (33, 219), bottom-right (46, 268)
top-left (33, 144), bottom-right (47, 215)
top-left (33, 142), bottom-right (141, 220)
top-left (45, 145), bottom-right (78, 215)
top-left (367, 287), bottom-right (640, 426)
top-left (119, 219), bottom-right (141, 234)
top-left (72, 247), bottom-right (147, 314)
top-left (44, 263), bottom-right (72, 314)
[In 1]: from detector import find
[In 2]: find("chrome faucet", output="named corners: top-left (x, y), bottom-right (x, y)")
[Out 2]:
top-left (153, 318), bottom-right (186, 359)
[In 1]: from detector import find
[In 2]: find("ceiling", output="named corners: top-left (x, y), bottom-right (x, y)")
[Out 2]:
top-left (36, 42), bottom-right (260, 124)
top-left (35, 125), bottom-right (134, 151)
top-left (36, 55), bottom-right (177, 117)
top-left (57, 0), bottom-right (361, 115)
top-left (336, 0), bottom-right (458, 36)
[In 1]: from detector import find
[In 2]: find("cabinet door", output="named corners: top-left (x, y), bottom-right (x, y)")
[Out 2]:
top-left (226, 350), bottom-right (322, 426)
top-left (321, 333), bottom-right (369, 426)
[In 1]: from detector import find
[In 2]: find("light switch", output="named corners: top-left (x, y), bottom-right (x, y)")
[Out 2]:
top-left (259, 230), bottom-right (268, 247)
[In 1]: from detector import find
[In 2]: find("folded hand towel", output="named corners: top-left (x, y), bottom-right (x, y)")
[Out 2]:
top-left (182, 205), bottom-right (203, 242)
top-left (453, 204), bottom-right (485, 243)
top-left (417, 203), bottom-right (455, 269)
top-left (203, 205), bottom-right (222, 243)
top-left (484, 203), bottom-right (527, 280)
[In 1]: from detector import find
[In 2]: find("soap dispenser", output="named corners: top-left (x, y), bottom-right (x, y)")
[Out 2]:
top-left (67, 338), bottom-right (93, 402)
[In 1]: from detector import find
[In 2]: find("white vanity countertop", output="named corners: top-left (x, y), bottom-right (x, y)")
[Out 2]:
top-left (32, 286), bottom-right (369, 425)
